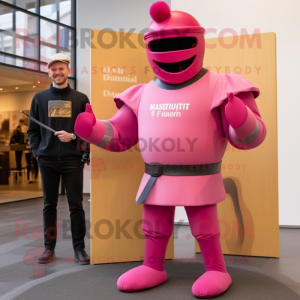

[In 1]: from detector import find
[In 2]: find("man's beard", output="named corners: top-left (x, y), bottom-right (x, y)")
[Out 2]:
top-left (53, 76), bottom-right (67, 85)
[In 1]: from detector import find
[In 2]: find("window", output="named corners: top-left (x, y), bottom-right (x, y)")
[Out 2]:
top-left (0, 0), bottom-right (76, 79)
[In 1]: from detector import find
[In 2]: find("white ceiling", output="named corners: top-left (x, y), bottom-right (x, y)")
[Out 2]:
top-left (0, 76), bottom-right (33, 87)
top-left (0, 64), bottom-right (47, 87)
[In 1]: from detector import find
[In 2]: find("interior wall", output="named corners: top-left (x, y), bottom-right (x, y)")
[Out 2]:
top-left (76, 0), bottom-right (171, 193)
top-left (0, 91), bottom-right (36, 111)
top-left (76, 0), bottom-right (171, 99)
top-left (171, 0), bottom-right (300, 226)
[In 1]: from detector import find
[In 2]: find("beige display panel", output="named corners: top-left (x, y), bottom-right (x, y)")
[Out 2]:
top-left (90, 30), bottom-right (174, 265)
top-left (195, 33), bottom-right (279, 257)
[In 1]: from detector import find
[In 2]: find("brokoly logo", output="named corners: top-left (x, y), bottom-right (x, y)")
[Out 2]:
top-left (24, 247), bottom-right (56, 277)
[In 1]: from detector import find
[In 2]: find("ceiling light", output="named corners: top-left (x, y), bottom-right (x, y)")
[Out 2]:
top-left (15, 87), bottom-right (19, 89)
top-left (37, 81), bottom-right (40, 83)
top-left (33, 86), bottom-right (36, 88)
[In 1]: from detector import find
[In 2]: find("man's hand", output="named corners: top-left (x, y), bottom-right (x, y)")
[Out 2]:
top-left (54, 131), bottom-right (72, 142)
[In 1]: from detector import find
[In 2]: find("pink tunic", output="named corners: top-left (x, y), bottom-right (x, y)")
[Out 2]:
top-left (113, 70), bottom-right (261, 206)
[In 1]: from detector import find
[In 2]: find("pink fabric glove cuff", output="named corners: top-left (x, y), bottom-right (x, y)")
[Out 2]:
top-left (229, 106), bottom-right (257, 139)
top-left (225, 92), bottom-right (248, 128)
top-left (84, 119), bottom-right (106, 144)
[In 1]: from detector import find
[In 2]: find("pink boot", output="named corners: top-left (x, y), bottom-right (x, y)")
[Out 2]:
top-left (117, 265), bottom-right (167, 292)
top-left (185, 205), bottom-right (232, 298)
top-left (117, 205), bottom-right (175, 292)
top-left (192, 271), bottom-right (232, 298)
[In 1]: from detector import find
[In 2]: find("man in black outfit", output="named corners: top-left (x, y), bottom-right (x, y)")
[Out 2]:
top-left (10, 125), bottom-right (25, 179)
top-left (27, 53), bottom-right (90, 265)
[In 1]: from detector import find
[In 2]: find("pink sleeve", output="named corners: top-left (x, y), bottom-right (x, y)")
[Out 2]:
top-left (84, 84), bottom-right (145, 152)
top-left (212, 73), bottom-right (266, 150)
top-left (114, 84), bottom-right (146, 117)
top-left (212, 73), bottom-right (260, 110)
top-left (101, 84), bottom-right (145, 152)
top-left (220, 92), bottom-right (267, 150)
top-left (106, 104), bottom-right (138, 152)
top-left (76, 104), bottom-right (138, 152)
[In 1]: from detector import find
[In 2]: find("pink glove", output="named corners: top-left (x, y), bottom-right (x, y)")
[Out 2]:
top-left (225, 93), bottom-right (248, 128)
top-left (75, 104), bottom-right (96, 138)
top-left (224, 91), bottom-right (266, 149)
top-left (221, 92), bottom-right (266, 149)
top-left (75, 103), bottom-right (139, 151)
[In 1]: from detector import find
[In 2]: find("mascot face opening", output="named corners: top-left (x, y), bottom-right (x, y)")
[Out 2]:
top-left (144, 1), bottom-right (205, 84)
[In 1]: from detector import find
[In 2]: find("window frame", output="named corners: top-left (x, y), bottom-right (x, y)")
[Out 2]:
top-left (0, 0), bottom-right (76, 85)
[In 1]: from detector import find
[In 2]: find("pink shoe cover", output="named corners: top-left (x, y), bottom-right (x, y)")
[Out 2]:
top-left (192, 271), bottom-right (232, 298)
top-left (117, 265), bottom-right (167, 292)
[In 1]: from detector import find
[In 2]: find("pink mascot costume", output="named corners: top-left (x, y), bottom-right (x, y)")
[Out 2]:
top-left (75, 2), bottom-right (266, 298)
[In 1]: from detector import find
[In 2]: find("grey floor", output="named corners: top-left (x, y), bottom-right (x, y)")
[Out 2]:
top-left (0, 171), bottom-right (43, 204)
top-left (0, 196), bottom-right (300, 298)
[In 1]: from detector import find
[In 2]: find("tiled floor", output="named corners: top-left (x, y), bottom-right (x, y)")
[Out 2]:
top-left (0, 196), bottom-right (300, 298)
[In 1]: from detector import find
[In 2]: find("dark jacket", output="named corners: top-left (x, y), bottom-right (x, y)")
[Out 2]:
top-left (10, 127), bottom-right (25, 145)
top-left (27, 84), bottom-right (89, 160)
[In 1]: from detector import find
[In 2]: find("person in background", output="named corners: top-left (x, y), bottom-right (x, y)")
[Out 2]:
top-left (18, 119), bottom-right (28, 135)
top-left (27, 53), bottom-right (90, 265)
top-left (10, 125), bottom-right (25, 179)
top-left (25, 142), bottom-right (38, 183)
top-left (18, 118), bottom-right (36, 183)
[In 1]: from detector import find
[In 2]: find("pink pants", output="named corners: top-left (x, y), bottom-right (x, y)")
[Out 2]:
top-left (142, 204), bottom-right (226, 273)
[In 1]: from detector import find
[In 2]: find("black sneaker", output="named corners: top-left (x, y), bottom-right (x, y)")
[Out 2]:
top-left (74, 249), bottom-right (90, 265)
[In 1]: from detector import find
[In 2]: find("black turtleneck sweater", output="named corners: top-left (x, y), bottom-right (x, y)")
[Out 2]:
top-left (27, 84), bottom-right (89, 160)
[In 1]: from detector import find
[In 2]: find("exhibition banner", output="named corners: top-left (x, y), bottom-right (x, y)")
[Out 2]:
top-left (200, 33), bottom-right (278, 257)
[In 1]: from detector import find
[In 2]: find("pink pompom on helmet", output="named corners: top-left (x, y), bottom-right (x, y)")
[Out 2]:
top-left (144, 1), bottom-right (205, 84)
top-left (149, 1), bottom-right (170, 22)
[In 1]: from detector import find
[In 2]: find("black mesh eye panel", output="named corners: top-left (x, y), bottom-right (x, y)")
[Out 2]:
top-left (149, 37), bottom-right (197, 52)
top-left (154, 56), bottom-right (195, 73)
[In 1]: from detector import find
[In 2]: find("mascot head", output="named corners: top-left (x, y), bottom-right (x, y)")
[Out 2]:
top-left (144, 1), bottom-right (205, 84)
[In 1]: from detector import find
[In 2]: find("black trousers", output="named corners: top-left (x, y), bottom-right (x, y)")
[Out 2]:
top-left (15, 151), bottom-right (23, 176)
top-left (25, 152), bottom-right (38, 180)
top-left (38, 158), bottom-right (86, 250)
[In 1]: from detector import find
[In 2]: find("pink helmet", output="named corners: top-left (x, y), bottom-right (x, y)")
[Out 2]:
top-left (144, 1), bottom-right (205, 84)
